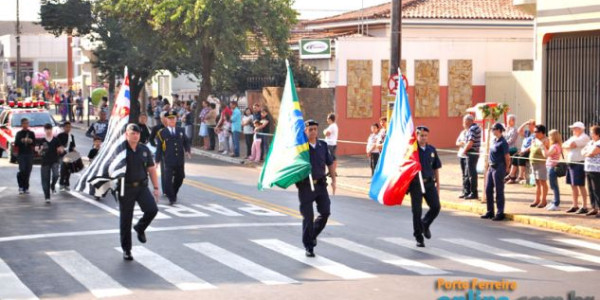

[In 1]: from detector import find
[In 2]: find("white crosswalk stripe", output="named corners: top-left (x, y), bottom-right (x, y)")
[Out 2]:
top-left (321, 237), bottom-right (449, 275)
top-left (185, 242), bottom-right (298, 285)
top-left (555, 238), bottom-right (600, 252)
top-left (115, 246), bottom-right (215, 290)
top-left (381, 237), bottom-right (525, 273)
top-left (444, 238), bottom-right (592, 272)
top-left (503, 239), bottom-right (600, 265)
top-left (46, 250), bottom-right (131, 298)
top-left (252, 239), bottom-right (376, 280)
top-left (0, 257), bottom-right (38, 300)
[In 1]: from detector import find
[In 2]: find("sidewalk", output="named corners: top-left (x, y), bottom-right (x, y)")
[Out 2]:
top-left (193, 147), bottom-right (600, 239)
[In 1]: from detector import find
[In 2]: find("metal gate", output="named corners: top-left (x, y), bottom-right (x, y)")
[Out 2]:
top-left (545, 31), bottom-right (600, 136)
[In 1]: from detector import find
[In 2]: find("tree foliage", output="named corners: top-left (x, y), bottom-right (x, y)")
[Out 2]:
top-left (39, 0), bottom-right (93, 36)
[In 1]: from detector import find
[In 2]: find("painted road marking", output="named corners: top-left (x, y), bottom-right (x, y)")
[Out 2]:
top-left (115, 246), bottom-right (215, 291)
top-left (555, 238), bottom-right (600, 252)
top-left (69, 191), bottom-right (119, 216)
top-left (47, 250), bottom-right (131, 298)
top-left (185, 242), bottom-right (298, 285)
top-left (444, 238), bottom-right (592, 272)
top-left (503, 239), bottom-right (600, 265)
top-left (0, 257), bottom-right (39, 300)
top-left (321, 237), bottom-right (449, 275)
top-left (252, 239), bottom-right (376, 280)
top-left (0, 222), bottom-right (303, 243)
top-left (381, 237), bottom-right (525, 273)
top-left (0, 187), bottom-right (7, 194)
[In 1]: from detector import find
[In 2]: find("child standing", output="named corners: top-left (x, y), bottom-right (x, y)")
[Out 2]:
top-left (366, 123), bottom-right (381, 175)
top-left (220, 114), bottom-right (232, 155)
top-left (247, 120), bottom-right (263, 162)
top-left (39, 123), bottom-right (64, 203)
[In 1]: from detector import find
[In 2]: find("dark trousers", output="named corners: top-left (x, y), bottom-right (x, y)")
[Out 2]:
top-left (298, 182), bottom-right (331, 250)
top-left (464, 153), bottom-right (479, 197)
top-left (460, 157), bottom-right (470, 195)
top-left (232, 131), bottom-right (241, 157)
top-left (207, 127), bottom-right (216, 150)
top-left (485, 166), bottom-right (506, 215)
top-left (587, 172), bottom-right (600, 209)
top-left (119, 186), bottom-right (158, 252)
top-left (160, 161), bottom-right (166, 194)
top-left (59, 161), bottom-right (71, 187)
top-left (17, 154), bottom-right (33, 190)
top-left (163, 164), bottom-right (185, 203)
top-left (260, 135), bottom-right (270, 160)
top-left (369, 153), bottom-right (380, 175)
top-left (244, 134), bottom-right (253, 157)
top-left (41, 162), bottom-right (60, 199)
top-left (409, 179), bottom-right (441, 238)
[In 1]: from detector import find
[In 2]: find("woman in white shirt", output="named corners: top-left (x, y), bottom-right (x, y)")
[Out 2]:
top-left (582, 125), bottom-right (600, 217)
top-left (323, 113), bottom-right (339, 174)
top-left (241, 108), bottom-right (254, 158)
top-left (366, 123), bottom-right (381, 175)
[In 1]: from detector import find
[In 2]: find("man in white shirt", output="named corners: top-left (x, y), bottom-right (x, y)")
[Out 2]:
top-left (563, 121), bottom-right (591, 214)
top-left (323, 113), bottom-right (339, 175)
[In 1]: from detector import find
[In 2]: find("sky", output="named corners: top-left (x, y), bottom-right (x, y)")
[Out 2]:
top-left (0, 0), bottom-right (391, 22)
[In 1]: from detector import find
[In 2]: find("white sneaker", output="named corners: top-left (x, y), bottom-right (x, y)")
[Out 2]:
top-left (18, 188), bottom-right (24, 195)
top-left (546, 204), bottom-right (560, 211)
top-left (45, 198), bottom-right (51, 204)
top-left (221, 151), bottom-right (228, 155)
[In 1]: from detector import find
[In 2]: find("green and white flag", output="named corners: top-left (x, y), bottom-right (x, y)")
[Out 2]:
top-left (258, 61), bottom-right (311, 190)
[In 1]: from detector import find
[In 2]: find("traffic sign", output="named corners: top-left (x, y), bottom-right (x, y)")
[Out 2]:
top-left (387, 74), bottom-right (399, 95)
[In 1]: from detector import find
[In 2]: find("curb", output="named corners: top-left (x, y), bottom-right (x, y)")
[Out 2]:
top-left (336, 182), bottom-right (600, 240)
top-left (191, 148), bottom-right (249, 165)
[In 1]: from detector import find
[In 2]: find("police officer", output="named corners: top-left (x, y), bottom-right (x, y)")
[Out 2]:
top-left (155, 111), bottom-right (191, 205)
top-left (296, 119), bottom-right (336, 257)
top-left (481, 123), bottom-right (510, 221)
top-left (120, 124), bottom-right (160, 261)
top-left (86, 110), bottom-right (109, 141)
top-left (409, 126), bottom-right (442, 248)
top-left (150, 111), bottom-right (168, 193)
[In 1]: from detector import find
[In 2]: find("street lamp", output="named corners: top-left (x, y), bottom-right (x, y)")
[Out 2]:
top-left (16, 0), bottom-right (21, 90)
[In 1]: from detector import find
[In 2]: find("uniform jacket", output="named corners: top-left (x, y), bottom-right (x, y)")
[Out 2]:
top-left (155, 127), bottom-right (190, 167)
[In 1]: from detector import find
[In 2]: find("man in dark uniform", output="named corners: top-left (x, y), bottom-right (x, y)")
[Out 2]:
top-left (155, 111), bottom-right (191, 205)
top-left (57, 122), bottom-right (77, 191)
top-left (120, 124), bottom-right (160, 261)
top-left (409, 126), bottom-right (442, 248)
top-left (295, 119), bottom-right (336, 257)
top-left (150, 111), bottom-right (168, 193)
top-left (15, 118), bottom-right (35, 194)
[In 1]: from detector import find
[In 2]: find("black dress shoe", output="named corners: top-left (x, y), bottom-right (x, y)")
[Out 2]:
top-left (123, 251), bottom-right (134, 261)
top-left (133, 225), bottom-right (146, 243)
top-left (480, 213), bottom-right (494, 219)
top-left (492, 214), bottom-right (505, 221)
top-left (305, 249), bottom-right (315, 257)
top-left (464, 194), bottom-right (479, 200)
top-left (423, 226), bottom-right (432, 239)
top-left (458, 194), bottom-right (467, 199)
top-left (416, 236), bottom-right (425, 247)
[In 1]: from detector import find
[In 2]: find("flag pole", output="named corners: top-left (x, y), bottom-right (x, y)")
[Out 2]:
top-left (308, 174), bottom-right (315, 192)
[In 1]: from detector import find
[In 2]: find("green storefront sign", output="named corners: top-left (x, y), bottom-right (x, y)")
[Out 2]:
top-left (299, 39), bottom-right (332, 59)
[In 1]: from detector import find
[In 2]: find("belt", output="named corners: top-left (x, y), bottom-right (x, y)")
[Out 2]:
top-left (422, 177), bottom-right (435, 184)
top-left (125, 179), bottom-right (148, 188)
top-left (298, 177), bottom-right (327, 186)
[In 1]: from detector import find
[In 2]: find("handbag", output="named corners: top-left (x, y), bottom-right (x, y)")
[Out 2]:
top-left (554, 151), bottom-right (567, 177)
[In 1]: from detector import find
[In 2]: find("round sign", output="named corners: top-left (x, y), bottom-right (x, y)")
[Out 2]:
top-left (387, 74), bottom-right (399, 95)
top-left (25, 75), bottom-right (31, 82)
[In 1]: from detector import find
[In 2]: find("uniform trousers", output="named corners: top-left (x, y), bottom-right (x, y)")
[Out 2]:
top-left (297, 182), bottom-right (331, 250)
top-left (485, 166), bottom-right (506, 215)
top-left (119, 186), bottom-right (158, 252)
top-left (163, 164), bottom-right (185, 203)
top-left (409, 179), bottom-right (441, 238)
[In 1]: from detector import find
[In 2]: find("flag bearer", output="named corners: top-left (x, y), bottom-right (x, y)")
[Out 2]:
top-left (120, 124), bottom-right (160, 261)
top-left (155, 111), bottom-right (191, 205)
top-left (295, 119), bottom-right (336, 257)
top-left (408, 126), bottom-right (442, 248)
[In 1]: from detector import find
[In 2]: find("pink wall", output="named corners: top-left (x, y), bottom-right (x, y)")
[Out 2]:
top-left (336, 85), bottom-right (486, 155)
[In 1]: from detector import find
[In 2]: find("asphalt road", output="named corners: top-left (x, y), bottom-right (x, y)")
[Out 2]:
top-left (0, 127), bottom-right (599, 300)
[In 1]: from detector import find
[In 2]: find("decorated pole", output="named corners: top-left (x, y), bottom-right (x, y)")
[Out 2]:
top-left (479, 103), bottom-right (509, 204)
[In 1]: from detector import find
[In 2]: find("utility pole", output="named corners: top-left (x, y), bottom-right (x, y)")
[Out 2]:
top-left (16, 0), bottom-right (21, 89)
top-left (389, 0), bottom-right (402, 76)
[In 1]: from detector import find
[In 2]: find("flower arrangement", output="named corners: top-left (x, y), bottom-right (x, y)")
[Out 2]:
top-left (479, 103), bottom-right (509, 121)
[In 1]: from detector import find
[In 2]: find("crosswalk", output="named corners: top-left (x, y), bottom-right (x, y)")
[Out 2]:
top-left (1, 236), bottom-right (600, 299)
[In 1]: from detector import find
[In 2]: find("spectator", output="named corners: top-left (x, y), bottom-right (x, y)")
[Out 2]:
top-left (366, 123), bottom-right (381, 175)
top-left (257, 108), bottom-right (272, 161)
top-left (230, 102), bottom-right (242, 157)
top-left (510, 119), bottom-right (536, 184)
top-left (138, 114), bottom-right (151, 145)
top-left (563, 121), bottom-right (591, 214)
top-left (153, 98), bottom-right (162, 125)
top-left (481, 123), bottom-right (510, 221)
top-left (205, 103), bottom-right (218, 151)
top-left (242, 108), bottom-right (255, 158)
top-left (544, 129), bottom-right (563, 211)
top-left (582, 125), bottom-right (600, 218)
top-left (323, 113), bottom-right (339, 174)
top-left (456, 120), bottom-right (470, 198)
top-left (529, 124), bottom-right (549, 208)
top-left (183, 102), bottom-right (194, 140)
top-left (503, 115), bottom-right (519, 183)
top-left (247, 120), bottom-right (263, 163)
top-left (252, 103), bottom-right (262, 122)
top-left (198, 100), bottom-right (210, 149)
top-left (219, 114), bottom-right (232, 155)
top-left (461, 115), bottom-right (481, 200)
top-left (377, 117), bottom-right (388, 151)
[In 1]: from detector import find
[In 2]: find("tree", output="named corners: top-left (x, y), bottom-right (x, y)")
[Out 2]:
top-left (112, 0), bottom-right (297, 141)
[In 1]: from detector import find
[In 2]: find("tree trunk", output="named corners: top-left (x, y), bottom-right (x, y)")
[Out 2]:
top-left (192, 49), bottom-right (215, 145)
top-left (108, 73), bottom-right (116, 109)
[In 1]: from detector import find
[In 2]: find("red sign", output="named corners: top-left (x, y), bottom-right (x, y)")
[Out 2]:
top-left (387, 74), bottom-right (409, 96)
